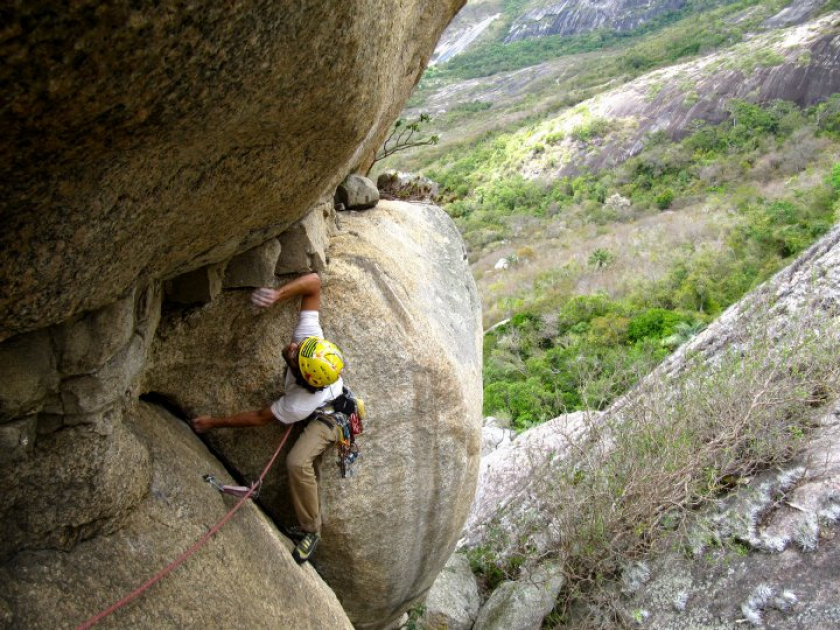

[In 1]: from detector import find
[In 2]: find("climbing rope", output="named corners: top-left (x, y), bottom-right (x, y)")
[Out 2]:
top-left (75, 425), bottom-right (294, 630)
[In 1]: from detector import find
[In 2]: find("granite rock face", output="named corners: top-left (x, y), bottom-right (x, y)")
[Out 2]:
top-left (145, 200), bottom-right (483, 629)
top-left (473, 562), bottom-right (565, 630)
top-left (0, 404), bottom-right (354, 630)
top-left (423, 552), bottom-right (481, 630)
top-left (1, 2), bottom-right (471, 626)
top-left (505, 0), bottom-right (685, 43)
top-left (465, 411), bottom-right (598, 546)
top-left (0, 0), bottom-right (465, 341)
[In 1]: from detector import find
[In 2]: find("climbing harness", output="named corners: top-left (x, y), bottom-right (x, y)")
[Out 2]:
top-left (74, 424), bottom-right (293, 630)
top-left (313, 386), bottom-right (366, 478)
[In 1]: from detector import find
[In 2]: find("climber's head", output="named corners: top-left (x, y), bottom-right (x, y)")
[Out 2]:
top-left (284, 336), bottom-right (344, 390)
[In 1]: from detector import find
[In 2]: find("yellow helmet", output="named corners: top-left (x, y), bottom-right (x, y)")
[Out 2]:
top-left (298, 336), bottom-right (344, 389)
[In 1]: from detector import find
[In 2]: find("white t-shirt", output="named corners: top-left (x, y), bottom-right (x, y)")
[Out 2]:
top-left (270, 310), bottom-right (343, 425)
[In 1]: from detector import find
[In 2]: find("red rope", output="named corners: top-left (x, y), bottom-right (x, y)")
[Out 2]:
top-left (75, 425), bottom-right (294, 630)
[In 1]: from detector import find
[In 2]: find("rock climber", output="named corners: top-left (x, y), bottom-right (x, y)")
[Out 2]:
top-left (191, 272), bottom-right (344, 563)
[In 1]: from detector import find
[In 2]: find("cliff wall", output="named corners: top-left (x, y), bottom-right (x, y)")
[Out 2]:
top-left (0, 3), bottom-right (484, 629)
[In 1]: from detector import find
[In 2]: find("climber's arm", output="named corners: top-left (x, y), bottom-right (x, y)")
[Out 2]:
top-left (191, 407), bottom-right (275, 433)
top-left (251, 272), bottom-right (321, 312)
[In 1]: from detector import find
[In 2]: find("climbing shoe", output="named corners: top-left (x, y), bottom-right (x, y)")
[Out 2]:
top-left (292, 532), bottom-right (320, 564)
top-left (283, 525), bottom-right (307, 542)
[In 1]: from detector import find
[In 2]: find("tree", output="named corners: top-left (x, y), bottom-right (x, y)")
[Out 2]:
top-left (372, 114), bottom-right (440, 167)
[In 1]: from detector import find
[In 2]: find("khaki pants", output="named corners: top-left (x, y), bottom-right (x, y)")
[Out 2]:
top-left (286, 419), bottom-right (337, 533)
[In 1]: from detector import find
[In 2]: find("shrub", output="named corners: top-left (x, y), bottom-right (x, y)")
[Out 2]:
top-left (655, 189), bottom-right (674, 210)
top-left (627, 308), bottom-right (687, 342)
top-left (588, 248), bottom-right (616, 269)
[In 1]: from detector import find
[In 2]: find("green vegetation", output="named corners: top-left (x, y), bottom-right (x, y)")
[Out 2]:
top-left (479, 306), bottom-right (840, 626)
top-left (416, 0), bottom-right (787, 88)
top-left (372, 114), bottom-right (439, 167)
top-left (463, 98), bottom-right (840, 429)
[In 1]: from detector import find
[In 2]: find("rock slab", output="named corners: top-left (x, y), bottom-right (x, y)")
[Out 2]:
top-left (0, 403), bottom-right (354, 630)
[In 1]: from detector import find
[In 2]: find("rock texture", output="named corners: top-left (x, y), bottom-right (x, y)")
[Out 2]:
top-left (473, 562), bottom-right (565, 630)
top-left (505, 0), bottom-right (685, 43)
top-left (0, 284), bottom-right (162, 561)
top-left (0, 0), bottom-right (465, 341)
top-left (0, 403), bottom-right (354, 630)
top-left (764, 0), bottom-right (829, 28)
top-left (431, 3), bottom-right (502, 66)
top-left (145, 200), bottom-right (483, 629)
top-left (423, 552), bottom-right (481, 630)
top-left (466, 411), bottom-right (598, 546)
top-left (619, 404), bottom-right (840, 629)
top-left (335, 174), bottom-right (381, 210)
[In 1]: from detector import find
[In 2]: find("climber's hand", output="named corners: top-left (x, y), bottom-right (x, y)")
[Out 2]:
top-left (251, 288), bottom-right (279, 309)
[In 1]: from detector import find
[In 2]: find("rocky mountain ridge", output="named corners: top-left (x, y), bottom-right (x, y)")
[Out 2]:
top-left (504, 0), bottom-right (686, 42)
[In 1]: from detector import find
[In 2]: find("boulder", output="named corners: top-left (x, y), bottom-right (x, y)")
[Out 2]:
top-left (0, 1), bottom-right (466, 341)
top-left (481, 424), bottom-right (514, 457)
top-left (276, 202), bottom-right (334, 274)
top-left (0, 402), bottom-right (354, 630)
top-left (60, 335), bottom-right (148, 415)
top-left (473, 562), bottom-right (565, 630)
top-left (336, 174), bottom-right (380, 210)
top-left (54, 290), bottom-right (137, 375)
top-left (223, 239), bottom-right (283, 289)
top-left (145, 200), bottom-right (483, 629)
top-left (0, 284), bottom-right (163, 562)
top-left (423, 552), bottom-right (481, 630)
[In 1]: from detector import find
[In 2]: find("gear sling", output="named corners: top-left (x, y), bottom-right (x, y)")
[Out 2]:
top-left (313, 386), bottom-right (366, 477)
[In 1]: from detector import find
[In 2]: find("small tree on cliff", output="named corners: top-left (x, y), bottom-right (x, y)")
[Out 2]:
top-left (372, 114), bottom-right (439, 168)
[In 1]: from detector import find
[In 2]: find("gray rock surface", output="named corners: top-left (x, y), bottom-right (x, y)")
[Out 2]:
top-left (473, 562), bottom-right (565, 630)
top-left (223, 238), bottom-right (283, 289)
top-left (466, 411), bottom-right (599, 545)
top-left (145, 200), bottom-right (483, 629)
top-left (424, 552), bottom-right (481, 630)
top-left (0, 0), bottom-right (465, 341)
top-left (0, 403), bottom-right (354, 630)
top-left (764, 0), bottom-right (828, 28)
top-left (481, 424), bottom-right (514, 457)
top-left (275, 202), bottom-right (334, 274)
top-left (620, 404), bottom-right (840, 629)
top-left (505, 0), bottom-right (685, 42)
top-left (336, 174), bottom-right (381, 210)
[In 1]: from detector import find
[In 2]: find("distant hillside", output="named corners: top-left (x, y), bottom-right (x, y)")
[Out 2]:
top-left (380, 4), bottom-right (840, 430)
top-left (505, 0), bottom-right (686, 42)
